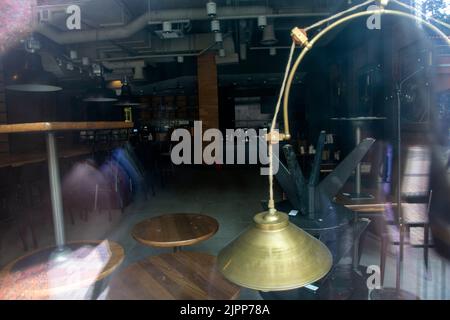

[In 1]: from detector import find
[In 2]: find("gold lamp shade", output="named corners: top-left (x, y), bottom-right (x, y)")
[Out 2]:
top-left (217, 210), bottom-right (332, 291)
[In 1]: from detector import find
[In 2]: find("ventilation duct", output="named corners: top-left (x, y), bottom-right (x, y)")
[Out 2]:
top-left (35, 6), bottom-right (328, 44)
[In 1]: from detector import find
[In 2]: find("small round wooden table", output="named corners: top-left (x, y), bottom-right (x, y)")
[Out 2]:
top-left (0, 240), bottom-right (124, 300)
top-left (132, 213), bottom-right (219, 252)
top-left (106, 251), bottom-right (240, 300)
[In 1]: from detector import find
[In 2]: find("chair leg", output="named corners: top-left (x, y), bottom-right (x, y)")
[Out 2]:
top-left (380, 236), bottom-right (387, 287)
top-left (18, 224), bottom-right (28, 251)
top-left (424, 225), bottom-right (430, 271)
top-left (30, 223), bottom-right (38, 250)
top-left (358, 231), bottom-right (367, 266)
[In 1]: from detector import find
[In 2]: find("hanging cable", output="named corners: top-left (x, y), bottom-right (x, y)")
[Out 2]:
top-left (267, 40), bottom-right (296, 212)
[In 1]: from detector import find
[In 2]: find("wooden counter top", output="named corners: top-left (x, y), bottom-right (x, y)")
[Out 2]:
top-left (0, 121), bottom-right (133, 134)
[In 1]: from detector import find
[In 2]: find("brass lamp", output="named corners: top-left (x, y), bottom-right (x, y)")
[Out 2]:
top-left (218, 1), bottom-right (450, 292)
top-left (217, 209), bottom-right (332, 291)
top-left (217, 37), bottom-right (333, 290)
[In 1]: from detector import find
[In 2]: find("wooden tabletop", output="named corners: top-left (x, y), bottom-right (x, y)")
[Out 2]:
top-left (0, 240), bottom-right (124, 300)
top-left (106, 251), bottom-right (240, 300)
top-left (334, 185), bottom-right (394, 213)
top-left (335, 190), bottom-right (429, 223)
top-left (0, 121), bottom-right (133, 134)
top-left (132, 213), bottom-right (219, 248)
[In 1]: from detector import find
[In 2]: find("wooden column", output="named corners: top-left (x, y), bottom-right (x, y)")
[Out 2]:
top-left (197, 53), bottom-right (219, 130)
top-left (0, 59), bottom-right (9, 155)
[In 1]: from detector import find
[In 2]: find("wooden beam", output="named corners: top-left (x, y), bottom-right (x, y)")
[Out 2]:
top-left (197, 53), bottom-right (219, 130)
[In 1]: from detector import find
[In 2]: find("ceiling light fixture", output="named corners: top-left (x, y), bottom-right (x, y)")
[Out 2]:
top-left (260, 24), bottom-right (278, 45)
top-left (83, 76), bottom-right (118, 102)
top-left (162, 21), bottom-right (172, 33)
top-left (257, 16), bottom-right (267, 29)
top-left (206, 1), bottom-right (217, 17)
top-left (211, 19), bottom-right (221, 33)
top-left (6, 52), bottom-right (62, 92)
top-left (114, 77), bottom-right (142, 107)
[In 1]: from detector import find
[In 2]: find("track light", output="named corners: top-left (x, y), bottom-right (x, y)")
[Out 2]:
top-left (211, 19), bottom-right (220, 33)
top-left (206, 1), bottom-right (217, 17)
top-left (257, 16), bottom-right (267, 29)
top-left (162, 21), bottom-right (172, 33)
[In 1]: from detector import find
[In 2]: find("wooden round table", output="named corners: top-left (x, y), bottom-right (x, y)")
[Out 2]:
top-left (0, 240), bottom-right (124, 300)
top-left (132, 213), bottom-right (219, 251)
top-left (106, 251), bottom-right (240, 300)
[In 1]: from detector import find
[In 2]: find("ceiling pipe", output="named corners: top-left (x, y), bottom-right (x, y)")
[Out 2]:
top-left (101, 60), bottom-right (146, 80)
top-left (95, 33), bottom-right (234, 62)
top-left (97, 33), bottom-right (233, 54)
top-left (36, 6), bottom-right (329, 44)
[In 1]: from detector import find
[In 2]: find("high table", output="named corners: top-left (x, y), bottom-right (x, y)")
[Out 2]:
top-left (331, 116), bottom-right (386, 200)
top-left (132, 213), bottom-right (219, 252)
top-left (106, 251), bottom-right (240, 300)
top-left (0, 122), bottom-right (132, 297)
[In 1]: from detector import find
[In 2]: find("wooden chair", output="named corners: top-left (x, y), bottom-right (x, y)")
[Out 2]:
top-left (379, 190), bottom-right (433, 285)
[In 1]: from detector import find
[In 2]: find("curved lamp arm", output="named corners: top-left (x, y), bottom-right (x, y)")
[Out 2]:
top-left (281, 8), bottom-right (450, 140)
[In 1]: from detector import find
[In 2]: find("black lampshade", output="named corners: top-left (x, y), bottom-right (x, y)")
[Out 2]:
top-left (114, 81), bottom-right (142, 107)
top-left (83, 77), bottom-right (118, 102)
top-left (6, 53), bottom-right (62, 92)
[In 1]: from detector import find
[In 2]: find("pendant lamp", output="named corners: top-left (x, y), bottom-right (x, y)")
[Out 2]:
top-left (114, 78), bottom-right (142, 107)
top-left (6, 53), bottom-right (62, 92)
top-left (83, 77), bottom-right (118, 102)
top-left (217, 209), bottom-right (332, 291)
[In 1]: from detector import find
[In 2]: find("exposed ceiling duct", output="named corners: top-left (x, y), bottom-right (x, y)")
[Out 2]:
top-left (101, 60), bottom-right (146, 80)
top-left (96, 33), bottom-right (235, 62)
top-left (35, 6), bottom-right (329, 45)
